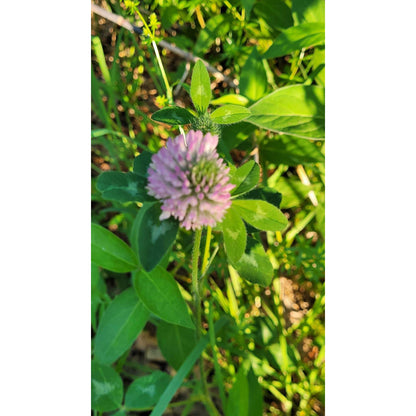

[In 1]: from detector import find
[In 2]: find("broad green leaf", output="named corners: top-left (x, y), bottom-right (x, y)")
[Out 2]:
top-left (210, 105), bottom-right (251, 125)
top-left (242, 187), bottom-right (283, 210)
top-left (125, 371), bottom-right (171, 410)
top-left (233, 200), bottom-right (288, 231)
top-left (137, 203), bottom-right (178, 272)
top-left (91, 223), bottom-right (139, 273)
top-left (225, 366), bottom-right (249, 416)
top-left (264, 23), bottom-right (325, 59)
top-left (211, 94), bottom-right (249, 106)
top-left (91, 361), bottom-right (123, 412)
top-left (231, 160), bottom-right (260, 196)
top-left (133, 267), bottom-right (194, 329)
top-left (221, 122), bottom-right (257, 151)
top-left (253, 0), bottom-right (293, 37)
top-left (156, 321), bottom-right (196, 370)
top-left (247, 368), bottom-right (263, 416)
top-left (194, 14), bottom-right (231, 55)
top-left (311, 46), bottom-right (325, 85)
top-left (190, 60), bottom-right (211, 113)
top-left (111, 411), bottom-right (127, 416)
top-left (150, 317), bottom-right (229, 416)
top-left (240, 48), bottom-right (268, 101)
top-left (231, 237), bottom-right (274, 286)
top-left (247, 85), bottom-right (325, 140)
top-left (94, 288), bottom-right (150, 365)
top-left (292, 0), bottom-right (325, 25)
top-left (221, 205), bottom-right (247, 264)
top-left (260, 135), bottom-right (324, 166)
top-left (96, 171), bottom-right (147, 202)
top-left (272, 177), bottom-right (318, 209)
top-left (241, 0), bottom-right (256, 19)
top-left (133, 151), bottom-right (154, 178)
top-left (151, 106), bottom-right (195, 125)
top-left (92, 263), bottom-right (107, 332)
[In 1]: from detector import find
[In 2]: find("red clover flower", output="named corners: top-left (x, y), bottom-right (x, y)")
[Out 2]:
top-left (147, 130), bottom-right (235, 230)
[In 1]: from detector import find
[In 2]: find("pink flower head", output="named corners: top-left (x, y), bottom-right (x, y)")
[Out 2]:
top-left (147, 130), bottom-right (235, 230)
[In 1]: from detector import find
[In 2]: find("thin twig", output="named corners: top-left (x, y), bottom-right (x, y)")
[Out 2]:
top-left (173, 61), bottom-right (191, 96)
top-left (91, 3), bottom-right (238, 88)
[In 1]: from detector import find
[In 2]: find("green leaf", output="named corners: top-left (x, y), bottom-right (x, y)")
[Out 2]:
top-left (156, 321), bottom-right (196, 370)
top-left (133, 151), bottom-right (154, 178)
top-left (221, 122), bottom-right (257, 151)
top-left (133, 266), bottom-right (194, 329)
top-left (247, 368), bottom-right (263, 416)
top-left (247, 85), bottom-right (325, 140)
top-left (151, 106), bottom-right (195, 125)
top-left (210, 105), bottom-right (251, 125)
top-left (253, 0), bottom-right (293, 37)
top-left (264, 23), bottom-right (325, 59)
top-left (150, 317), bottom-right (229, 416)
top-left (91, 361), bottom-right (123, 412)
top-left (137, 203), bottom-right (178, 272)
top-left (240, 48), bottom-right (268, 101)
top-left (190, 60), bottom-right (211, 113)
top-left (125, 371), bottom-right (171, 410)
top-left (273, 177), bottom-right (318, 209)
top-left (231, 237), bottom-right (274, 286)
top-left (292, 0), bottom-right (325, 25)
top-left (94, 288), bottom-right (150, 365)
top-left (311, 46), bottom-right (325, 85)
top-left (241, 0), bottom-right (256, 19)
top-left (242, 187), bottom-right (283, 210)
top-left (211, 94), bottom-right (249, 106)
top-left (91, 223), bottom-right (139, 273)
top-left (260, 135), bottom-right (324, 166)
top-left (194, 14), bottom-right (231, 55)
top-left (233, 200), bottom-right (288, 231)
top-left (221, 205), bottom-right (247, 264)
top-left (96, 171), bottom-right (147, 202)
top-left (225, 366), bottom-right (249, 416)
top-left (231, 160), bottom-right (260, 196)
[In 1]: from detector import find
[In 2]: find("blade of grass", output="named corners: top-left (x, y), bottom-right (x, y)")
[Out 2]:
top-left (150, 316), bottom-right (229, 416)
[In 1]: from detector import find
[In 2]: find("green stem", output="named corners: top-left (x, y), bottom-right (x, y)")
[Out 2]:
top-left (192, 228), bottom-right (203, 340)
top-left (201, 226), bottom-right (212, 275)
top-left (191, 229), bottom-right (220, 416)
top-left (151, 40), bottom-right (173, 105)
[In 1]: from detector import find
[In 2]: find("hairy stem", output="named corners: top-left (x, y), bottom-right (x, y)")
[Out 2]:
top-left (192, 228), bottom-right (220, 416)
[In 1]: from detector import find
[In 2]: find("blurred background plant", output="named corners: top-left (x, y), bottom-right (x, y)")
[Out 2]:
top-left (91, 0), bottom-right (325, 414)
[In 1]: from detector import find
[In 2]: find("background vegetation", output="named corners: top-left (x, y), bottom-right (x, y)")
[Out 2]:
top-left (91, 0), bottom-right (325, 414)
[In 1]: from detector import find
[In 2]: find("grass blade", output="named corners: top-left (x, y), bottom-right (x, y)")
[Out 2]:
top-left (150, 316), bottom-right (229, 416)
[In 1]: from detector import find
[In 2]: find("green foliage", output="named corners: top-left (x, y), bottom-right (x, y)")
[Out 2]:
top-left (210, 104), bottom-right (251, 124)
top-left (94, 288), bottom-right (149, 365)
top-left (125, 371), bottom-right (171, 410)
top-left (91, 223), bottom-right (139, 273)
top-left (151, 106), bottom-right (195, 125)
top-left (233, 199), bottom-right (288, 232)
top-left (156, 321), bottom-right (197, 370)
top-left (264, 23), bottom-right (325, 59)
top-left (96, 171), bottom-right (147, 202)
top-left (190, 60), bottom-right (211, 113)
top-left (221, 205), bottom-right (247, 264)
top-left (230, 160), bottom-right (260, 197)
top-left (91, 0), bottom-right (325, 414)
top-left (231, 236), bottom-right (274, 286)
top-left (91, 361), bottom-right (124, 411)
top-left (133, 267), bottom-right (195, 329)
top-left (247, 85), bottom-right (325, 139)
top-left (136, 203), bottom-right (178, 271)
